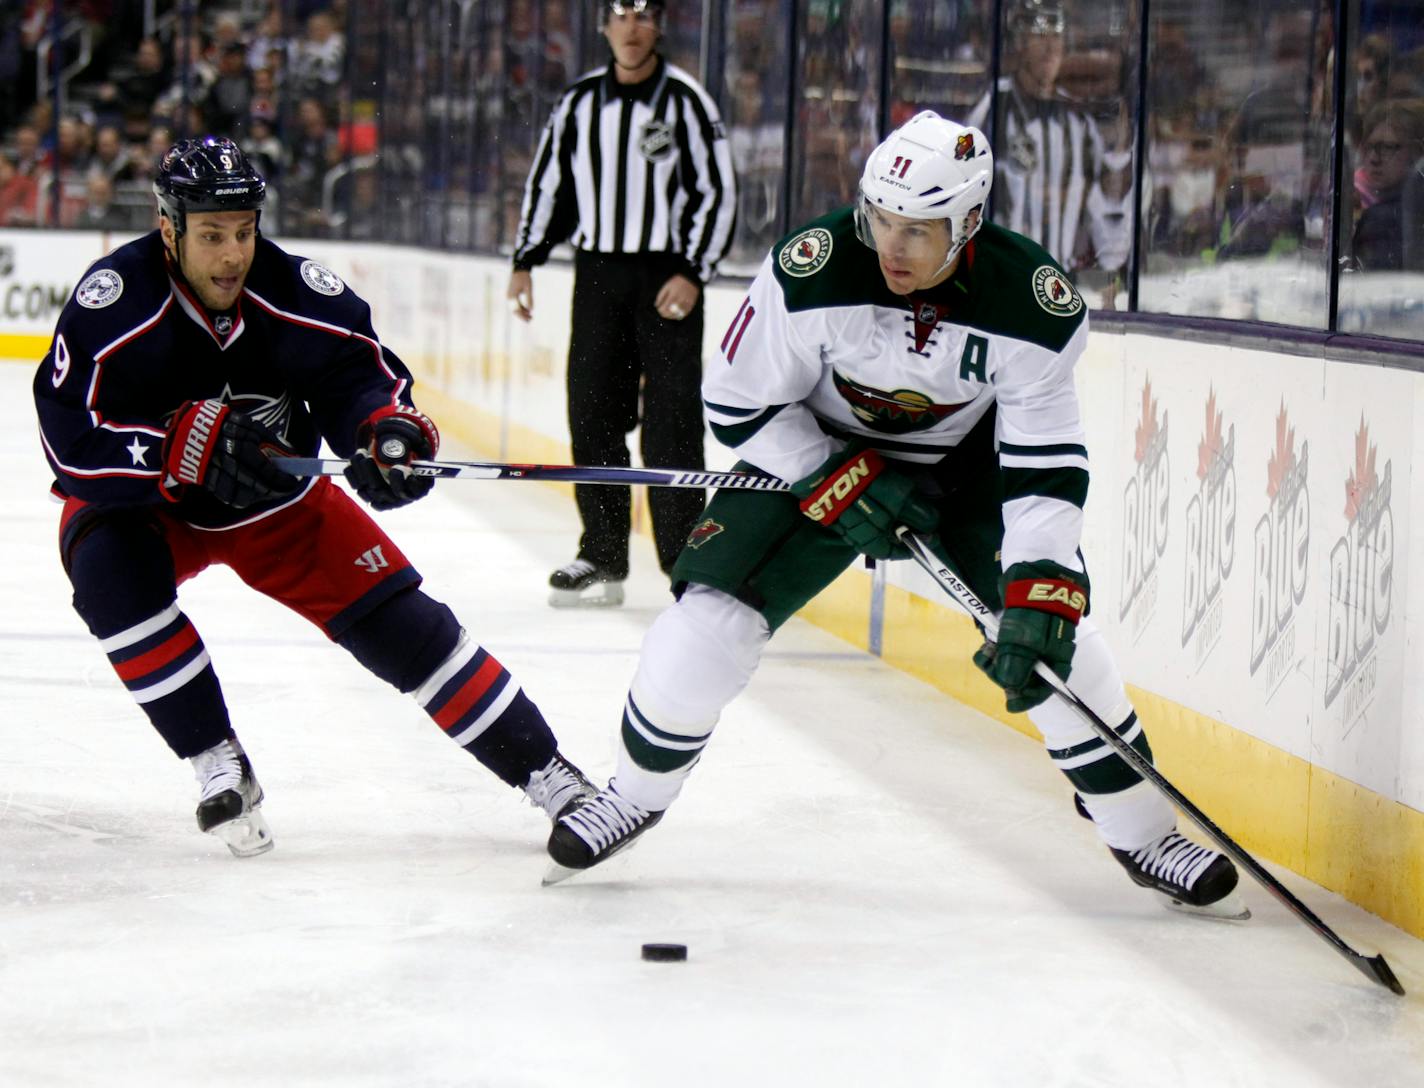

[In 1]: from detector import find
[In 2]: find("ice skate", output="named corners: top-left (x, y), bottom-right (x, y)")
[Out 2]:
top-left (523, 753), bottom-right (598, 821)
top-left (543, 781), bottom-right (663, 885)
top-left (1111, 830), bottom-right (1249, 921)
top-left (192, 738), bottom-right (273, 858)
top-left (548, 558), bottom-right (626, 608)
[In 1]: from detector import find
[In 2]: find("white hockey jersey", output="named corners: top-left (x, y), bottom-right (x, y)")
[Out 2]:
top-left (703, 209), bottom-right (1091, 570)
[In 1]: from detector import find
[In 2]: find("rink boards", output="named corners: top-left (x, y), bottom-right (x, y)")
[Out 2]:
top-left (4, 226), bottom-right (1420, 940)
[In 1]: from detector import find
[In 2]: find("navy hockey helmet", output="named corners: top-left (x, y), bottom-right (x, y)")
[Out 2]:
top-left (153, 136), bottom-right (266, 238)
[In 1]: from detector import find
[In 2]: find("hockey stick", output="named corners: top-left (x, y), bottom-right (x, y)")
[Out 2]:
top-left (897, 530), bottom-right (1406, 997)
top-left (275, 457), bottom-right (791, 492)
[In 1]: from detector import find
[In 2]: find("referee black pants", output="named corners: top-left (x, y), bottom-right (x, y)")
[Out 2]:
top-left (567, 251), bottom-right (706, 575)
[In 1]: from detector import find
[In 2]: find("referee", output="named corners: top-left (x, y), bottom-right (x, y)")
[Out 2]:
top-left (508, 0), bottom-right (737, 608)
top-left (967, 0), bottom-right (1110, 271)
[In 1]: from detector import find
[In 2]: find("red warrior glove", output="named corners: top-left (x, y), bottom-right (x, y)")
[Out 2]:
top-left (160, 398), bottom-right (299, 509)
top-left (344, 404), bottom-right (441, 510)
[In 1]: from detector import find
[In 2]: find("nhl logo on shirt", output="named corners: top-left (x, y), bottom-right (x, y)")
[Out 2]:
top-left (76, 268), bottom-right (124, 309)
top-left (300, 259), bottom-right (345, 296)
top-left (638, 120), bottom-right (675, 162)
top-left (214, 315), bottom-right (233, 335)
top-left (1032, 265), bottom-right (1083, 317)
top-left (777, 227), bottom-right (833, 278)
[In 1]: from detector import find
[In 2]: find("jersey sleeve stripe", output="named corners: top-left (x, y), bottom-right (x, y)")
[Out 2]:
top-left (702, 398), bottom-right (761, 418)
top-left (999, 440), bottom-right (1088, 459)
top-left (1002, 464), bottom-right (1089, 508)
top-left (708, 402), bottom-right (787, 447)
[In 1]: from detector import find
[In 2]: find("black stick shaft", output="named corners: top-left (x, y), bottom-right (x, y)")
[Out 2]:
top-left (899, 531), bottom-right (1404, 996)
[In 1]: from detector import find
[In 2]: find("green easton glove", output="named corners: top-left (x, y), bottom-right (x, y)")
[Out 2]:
top-left (973, 560), bottom-right (1090, 712)
top-left (790, 446), bottom-right (938, 559)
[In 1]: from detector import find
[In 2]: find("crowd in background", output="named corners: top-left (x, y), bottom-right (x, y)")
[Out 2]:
top-left (1, 0), bottom-right (1422, 336)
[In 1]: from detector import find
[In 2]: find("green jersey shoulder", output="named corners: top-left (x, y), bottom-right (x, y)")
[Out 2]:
top-left (771, 207), bottom-right (899, 311)
top-left (962, 224), bottom-right (1086, 353)
top-left (770, 210), bottom-right (1086, 354)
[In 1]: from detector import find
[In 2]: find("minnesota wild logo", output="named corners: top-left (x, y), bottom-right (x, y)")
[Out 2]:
top-left (686, 518), bottom-right (725, 550)
top-left (778, 227), bottom-right (833, 278)
top-left (833, 370), bottom-right (971, 434)
top-left (1032, 265), bottom-right (1082, 317)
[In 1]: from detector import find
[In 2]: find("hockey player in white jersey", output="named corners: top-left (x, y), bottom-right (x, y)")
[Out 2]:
top-left (546, 111), bottom-right (1244, 918)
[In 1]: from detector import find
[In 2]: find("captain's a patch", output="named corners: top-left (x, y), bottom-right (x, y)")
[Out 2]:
top-left (778, 228), bottom-right (833, 278)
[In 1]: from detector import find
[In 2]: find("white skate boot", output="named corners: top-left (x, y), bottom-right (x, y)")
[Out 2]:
top-left (192, 738), bottom-right (273, 858)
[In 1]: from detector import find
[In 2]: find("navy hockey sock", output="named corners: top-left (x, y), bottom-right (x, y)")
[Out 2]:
top-left (67, 512), bottom-right (233, 758)
top-left (339, 588), bottom-right (557, 785)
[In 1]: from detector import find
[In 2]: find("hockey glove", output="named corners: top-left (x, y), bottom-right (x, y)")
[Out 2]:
top-left (160, 398), bottom-right (300, 509)
top-left (345, 404), bottom-right (441, 510)
top-left (790, 446), bottom-right (938, 559)
top-left (973, 560), bottom-right (1090, 713)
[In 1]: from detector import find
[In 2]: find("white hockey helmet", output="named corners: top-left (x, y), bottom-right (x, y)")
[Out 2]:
top-left (855, 111), bottom-right (993, 275)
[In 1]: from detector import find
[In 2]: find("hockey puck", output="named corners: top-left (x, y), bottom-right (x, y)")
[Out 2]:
top-left (641, 942), bottom-right (688, 962)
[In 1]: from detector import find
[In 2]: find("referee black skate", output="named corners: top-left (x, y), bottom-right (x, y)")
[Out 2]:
top-left (508, 0), bottom-right (737, 607)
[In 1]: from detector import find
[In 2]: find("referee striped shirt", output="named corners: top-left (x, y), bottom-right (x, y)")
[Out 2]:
top-left (513, 57), bottom-right (737, 285)
top-left (968, 81), bottom-right (1104, 269)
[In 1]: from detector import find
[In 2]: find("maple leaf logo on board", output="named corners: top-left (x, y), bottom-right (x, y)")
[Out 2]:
top-left (1197, 388), bottom-right (1224, 481)
top-left (1343, 417), bottom-right (1378, 522)
top-left (1134, 379), bottom-right (1160, 464)
top-left (1265, 402), bottom-right (1297, 500)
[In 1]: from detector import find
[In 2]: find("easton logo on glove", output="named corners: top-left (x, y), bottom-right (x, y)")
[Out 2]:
top-left (1004, 577), bottom-right (1087, 623)
top-left (798, 449), bottom-right (884, 524)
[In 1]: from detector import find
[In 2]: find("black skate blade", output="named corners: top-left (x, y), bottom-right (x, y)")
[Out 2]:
top-left (1356, 953), bottom-right (1406, 996)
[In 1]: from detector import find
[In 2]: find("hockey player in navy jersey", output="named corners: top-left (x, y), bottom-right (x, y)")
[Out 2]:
top-left (546, 112), bottom-right (1246, 918)
top-left (33, 137), bottom-right (594, 857)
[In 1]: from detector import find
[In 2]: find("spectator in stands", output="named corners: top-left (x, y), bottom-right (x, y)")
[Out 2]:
top-left (1351, 99), bottom-right (1424, 271)
top-left (154, 30), bottom-right (216, 127)
top-left (64, 172), bottom-right (128, 230)
top-left (0, 152), bottom-right (39, 225)
top-left (246, 9), bottom-right (290, 75)
top-left (120, 37), bottom-right (169, 114)
top-left (132, 124), bottom-right (174, 181)
top-left (13, 122), bottom-right (44, 176)
top-left (1354, 34), bottom-right (1392, 142)
top-left (206, 43), bottom-right (253, 138)
top-left (210, 11), bottom-right (244, 57)
top-left (55, 115), bottom-right (94, 179)
top-left (243, 114), bottom-right (284, 186)
top-left (287, 96), bottom-right (339, 234)
top-left (87, 124), bottom-right (135, 183)
top-left (250, 67), bottom-right (278, 131)
top-left (290, 10), bottom-right (344, 103)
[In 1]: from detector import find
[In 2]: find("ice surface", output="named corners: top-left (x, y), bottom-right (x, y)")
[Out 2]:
top-left (3, 362), bottom-right (1421, 1086)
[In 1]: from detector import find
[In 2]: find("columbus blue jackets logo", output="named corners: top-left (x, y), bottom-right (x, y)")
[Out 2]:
top-left (833, 370), bottom-right (971, 434)
top-left (1032, 265), bottom-right (1083, 317)
top-left (300, 260), bottom-right (344, 296)
top-left (777, 228), bottom-right (833, 278)
top-left (638, 120), bottom-right (675, 163)
top-left (76, 268), bottom-right (124, 309)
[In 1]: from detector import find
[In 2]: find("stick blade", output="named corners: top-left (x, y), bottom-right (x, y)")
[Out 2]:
top-left (1356, 953), bottom-right (1406, 996)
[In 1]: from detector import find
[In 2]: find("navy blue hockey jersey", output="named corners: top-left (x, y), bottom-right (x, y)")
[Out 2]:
top-left (34, 232), bottom-right (420, 529)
